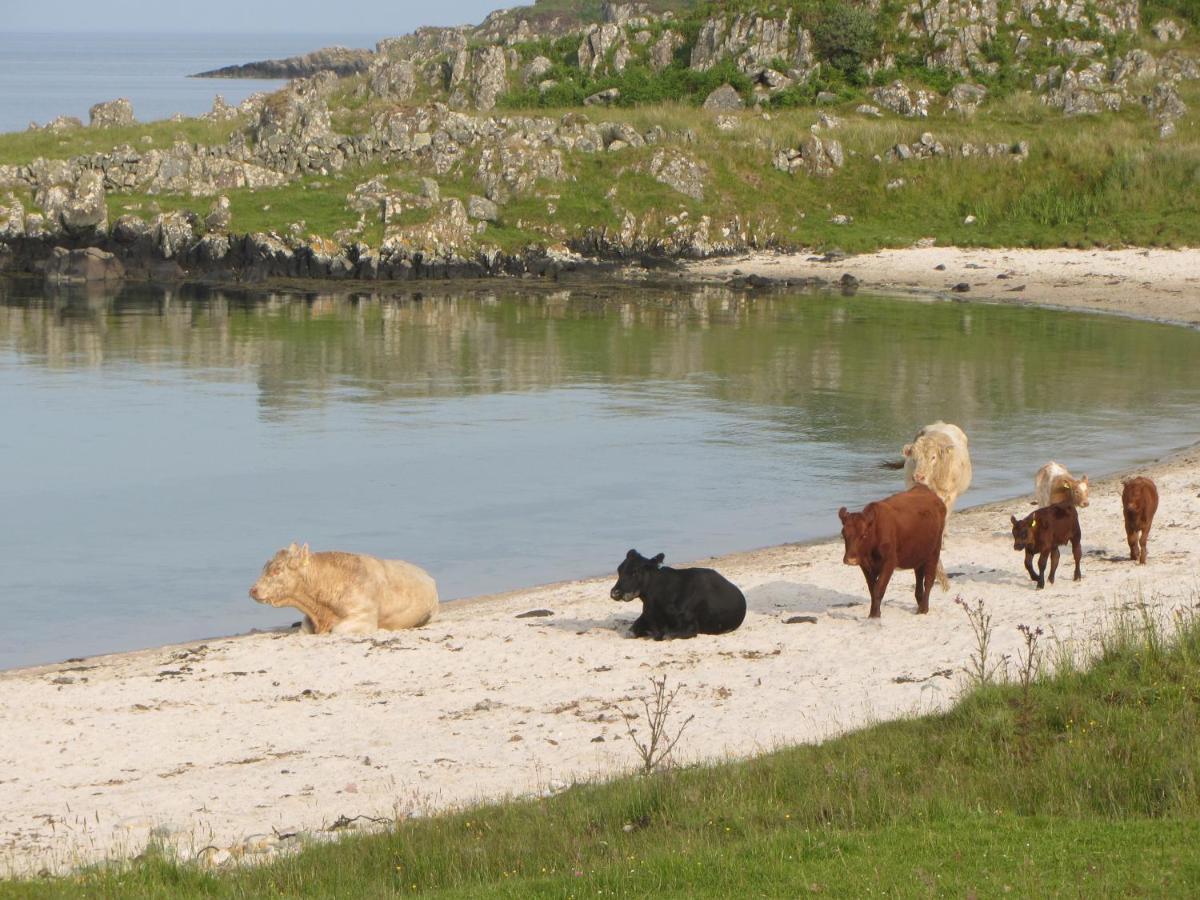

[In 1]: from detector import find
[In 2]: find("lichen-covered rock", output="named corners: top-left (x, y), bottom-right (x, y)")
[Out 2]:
top-left (690, 14), bottom-right (796, 75)
top-left (37, 170), bottom-right (108, 237)
top-left (650, 30), bottom-right (682, 72)
top-left (946, 82), bottom-right (988, 115)
top-left (367, 59), bottom-right (416, 101)
top-left (89, 98), bottom-right (135, 128)
top-left (152, 211), bottom-right (196, 259)
top-left (205, 195), bottom-right (232, 232)
top-left (1111, 49), bottom-right (1158, 84)
top-left (1145, 81), bottom-right (1188, 127)
top-left (38, 116), bottom-right (84, 133)
top-left (476, 143), bottom-right (566, 202)
top-left (584, 88), bottom-right (620, 106)
top-left (522, 56), bottom-right (554, 86)
top-left (578, 23), bottom-right (623, 73)
top-left (647, 149), bottom-right (707, 201)
top-left (774, 134), bottom-right (844, 177)
top-left (202, 94), bottom-right (242, 122)
top-left (703, 84), bottom-right (744, 111)
top-left (467, 195), bottom-right (499, 222)
top-left (1152, 18), bottom-right (1185, 42)
top-left (0, 197), bottom-right (24, 239)
top-left (871, 81), bottom-right (933, 117)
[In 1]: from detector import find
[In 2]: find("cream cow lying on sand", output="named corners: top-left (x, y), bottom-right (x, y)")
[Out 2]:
top-left (885, 421), bottom-right (973, 591)
top-left (249, 543), bottom-right (438, 634)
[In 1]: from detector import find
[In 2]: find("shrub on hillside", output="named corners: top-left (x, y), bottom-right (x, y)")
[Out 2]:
top-left (812, 1), bottom-right (880, 84)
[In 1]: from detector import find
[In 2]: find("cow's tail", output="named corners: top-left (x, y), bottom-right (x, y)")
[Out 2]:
top-left (879, 459), bottom-right (905, 470)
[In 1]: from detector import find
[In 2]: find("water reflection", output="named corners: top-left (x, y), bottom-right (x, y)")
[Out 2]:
top-left (1, 277), bottom-right (1198, 670)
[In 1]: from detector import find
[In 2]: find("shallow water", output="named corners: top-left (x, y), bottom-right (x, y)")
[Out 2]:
top-left (2, 277), bottom-right (1199, 670)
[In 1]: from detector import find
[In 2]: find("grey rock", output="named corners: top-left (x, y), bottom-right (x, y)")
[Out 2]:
top-left (0, 198), bottom-right (24, 239)
top-left (194, 46), bottom-right (372, 79)
top-left (702, 84), bottom-right (743, 111)
top-left (1152, 18), bottom-right (1185, 43)
top-left (647, 149), bottom-right (707, 200)
top-left (205, 195), bottom-right (232, 232)
top-left (584, 88), bottom-right (621, 106)
top-left (89, 98), bottom-right (135, 128)
top-left (947, 83), bottom-right (988, 116)
top-left (152, 211), bottom-right (196, 259)
top-left (38, 170), bottom-right (107, 237)
top-left (467, 195), bottom-right (499, 222)
top-left (368, 59), bottom-right (416, 101)
top-left (650, 30), bottom-right (682, 72)
top-left (871, 81), bottom-right (932, 117)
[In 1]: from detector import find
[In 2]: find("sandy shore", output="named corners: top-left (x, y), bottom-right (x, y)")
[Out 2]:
top-left (3, 252), bottom-right (1200, 876)
top-left (686, 247), bottom-right (1200, 326)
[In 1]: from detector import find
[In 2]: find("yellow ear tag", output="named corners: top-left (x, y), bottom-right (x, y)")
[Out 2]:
top-left (1030, 520), bottom-right (1037, 528)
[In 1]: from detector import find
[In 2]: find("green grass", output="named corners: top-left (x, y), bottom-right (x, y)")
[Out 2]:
top-left (4, 606), bottom-right (1198, 898)
top-left (0, 118), bottom-right (243, 166)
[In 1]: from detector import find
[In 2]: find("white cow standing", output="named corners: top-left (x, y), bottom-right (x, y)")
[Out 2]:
top-left (891, 421), bottom-right (973, 590)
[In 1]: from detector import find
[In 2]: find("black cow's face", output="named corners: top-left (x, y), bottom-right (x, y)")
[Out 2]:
top-left (610, 549), bottom-right (664, 601)
top-left (1011, 514), bottom-right (1035, 551)
top-left (838, 507), bottom-right (869, 567)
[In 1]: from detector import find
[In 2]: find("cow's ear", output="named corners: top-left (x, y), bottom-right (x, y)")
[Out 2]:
top-left (298, 543), bottom-right (311, 566)
top-left (838, 506), bottom-right (848, 522)
top-left (1080, 475), bottom-right (1088, 485)
top-left (626, 549), bottom-right (638, 561)
top-left (1010, 515), bottom-right (1018, 526)
top-left (651, 552), bottom-right (665, 566)
top-left (901, 443), bottom-right (913, 458)
top-left (286, 542), bottom-right (299, 555)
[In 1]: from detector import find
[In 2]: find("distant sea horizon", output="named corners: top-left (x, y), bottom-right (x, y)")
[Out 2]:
top-left (0, 31), bottom-right (387, 135)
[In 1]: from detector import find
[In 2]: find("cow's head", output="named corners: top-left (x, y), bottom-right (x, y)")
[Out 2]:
top-left (1010, 515), bottom-right (1036, 551)
top-left (1069, 476), bottom-right (1090, 507)
top-left (249, 542), bottom-right (311, 606)
top-left (908, 433), bottom-right (953, 487)
top-left (610, 549), bottom-right (664, 602)
top-left (838, 507), bottom-right (872, 567)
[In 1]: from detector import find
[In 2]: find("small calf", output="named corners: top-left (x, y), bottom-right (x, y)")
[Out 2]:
top-left (1033, 461), bottom-right (1090, 508)
top-left (610, 549), bottom-right (746, 640)
top-left (1121, 476), bottom-right (1159, 565)
top-left (1010, 503), bottom-right (1081, 589)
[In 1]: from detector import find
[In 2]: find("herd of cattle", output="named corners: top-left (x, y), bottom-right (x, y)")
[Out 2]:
top-left (249, 421), bottom-right (1161, 639)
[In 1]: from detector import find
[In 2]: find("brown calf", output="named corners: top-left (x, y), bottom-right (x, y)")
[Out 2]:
top-left (1010, 503), bottom-right (1081, 590)
top-left (838, 484), bottom-right (947, 618)
top-left (1121, 476), bottom-right (1159, 565)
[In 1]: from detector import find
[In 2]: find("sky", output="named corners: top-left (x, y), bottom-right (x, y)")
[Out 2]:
top-left (0, 0), bottom-right (506, 34)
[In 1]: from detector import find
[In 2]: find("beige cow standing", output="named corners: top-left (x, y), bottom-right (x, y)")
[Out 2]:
top-left (892, 421), bottom-right (973, 590)
top-left (249, 543), bottom-right (438, 634)
top-left (1033, 461), bottom-right (1090, 508)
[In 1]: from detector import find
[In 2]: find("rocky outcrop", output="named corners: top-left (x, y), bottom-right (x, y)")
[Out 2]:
top-left (37, 170), bottom-right (107, 238)
top-left (367, 59), bottom-right (416, 101)
top-left (89, 99), bottom-right (135, 129)
top-left (193, 46), bottom-right (374, 79)
top-left (871, 81), bottom-right (934, 117)
top-left (885, 132), bottom-right (1030, 162)
top-left (703, 84), bottom-right (744, 111)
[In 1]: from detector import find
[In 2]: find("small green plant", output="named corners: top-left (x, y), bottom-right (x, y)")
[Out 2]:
top-left (955, 596), bottom-right (1005, 686)
top-left (812, 1), bottom-right (881, 84)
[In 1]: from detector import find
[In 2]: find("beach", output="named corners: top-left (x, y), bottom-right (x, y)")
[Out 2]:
top-left (2, 252), bottom-right (1199, 876)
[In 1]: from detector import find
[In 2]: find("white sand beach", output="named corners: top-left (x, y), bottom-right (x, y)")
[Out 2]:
top-left (2, 254), bottom-right (1199, 876)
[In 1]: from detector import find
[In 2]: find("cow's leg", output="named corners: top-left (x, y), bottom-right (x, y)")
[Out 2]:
top-left (1139, 524), bottom-right (1150, 565)
top-left (915, 564), bottom-right (934, 614)
top-left (1071, 537), bottom-right (1082, 581)
top-left (1023, 549), bottom-right (1039, 583)
top-left (1036, 550), bottom-right (1049, 590)
top-left (1048, 546), bottom-right (1060, 585)
top-left (1127, 526), bottom-right (1140, 562)
top-left (630, 614), bottom-right (650, 638)
top-left (301, 615), bottom-right (316, 634)
top-left (869, 565), bottom-right (894, 618)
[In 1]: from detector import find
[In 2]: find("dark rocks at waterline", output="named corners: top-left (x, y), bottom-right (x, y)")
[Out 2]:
top-left (192, 47), bottom-right (374, 80)
top-left (44, 247), bottom-right (125, 284)
top-left (726, 273), bottom-right (829, 291)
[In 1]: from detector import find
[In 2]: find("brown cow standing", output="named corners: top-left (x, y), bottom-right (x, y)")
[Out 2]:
top-left (838, 484), bottom-right (947, 618)
top-left (1121, 476), bottom-right (1159, 565)
top-left (1010, 503), bottom-right (1082, 589)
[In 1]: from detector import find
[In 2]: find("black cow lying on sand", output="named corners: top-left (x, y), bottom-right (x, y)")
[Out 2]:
top-left (610, 549), bottom-right (746, 640)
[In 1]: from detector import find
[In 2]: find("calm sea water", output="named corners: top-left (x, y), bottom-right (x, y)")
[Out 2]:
top-left (0, 32), bottom-right (383, 134)
top-left (2, 278), bottom-right (1199, 670)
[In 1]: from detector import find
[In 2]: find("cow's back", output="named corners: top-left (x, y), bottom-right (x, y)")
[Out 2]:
top-left (376, 558), bottom-right (439, 629)
top-left (1034, 461), bottom-right (1070, 506)
top-left (1123, 477), bottom-right (1158, 517)
top-left (875, 487), bottom-right (947, 566)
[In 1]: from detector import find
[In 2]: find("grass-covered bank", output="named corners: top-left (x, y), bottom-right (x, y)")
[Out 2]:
top-left (5, 604), bottom-right (1197, 898)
